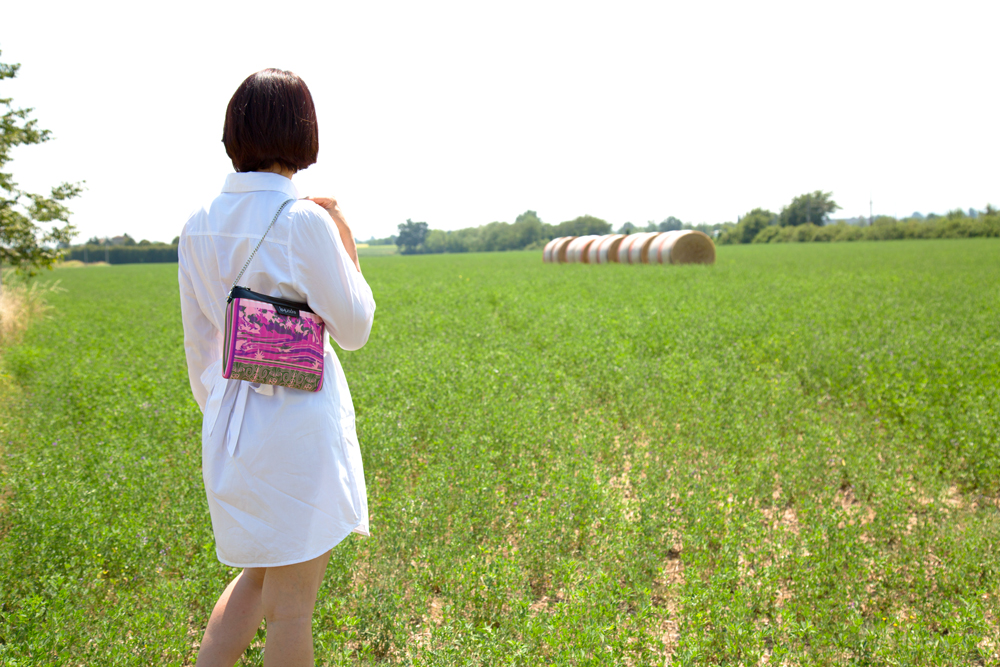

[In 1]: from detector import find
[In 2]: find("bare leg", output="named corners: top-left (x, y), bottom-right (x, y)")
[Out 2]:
top-left (261, 550), bottom-right (332, 667)
top-left (195, 567), bottom-right (266, 667)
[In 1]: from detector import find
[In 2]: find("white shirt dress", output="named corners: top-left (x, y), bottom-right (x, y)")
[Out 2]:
top-left (178, 172), bottom-right (376, 568)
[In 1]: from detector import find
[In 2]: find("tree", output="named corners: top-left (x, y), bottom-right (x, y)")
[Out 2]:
top-left (422, 228), bottom-right (447, 253)
top-left (719, 208), bottom-right (776, 244)
top-left (779, 191), bottom-right (839, 227)
top-left (511, 210), bottom-right (544, 248)
top-left (658, 216), bottom-right (683, 232)
top-left (738, 208), bottom-right (775, 243)
top-left (1, 51), bottom-right (82, 277)
top-left (616, 222), bottom-right (636, 235)
top-left (396, 219), bottom-right (428, 254)
top-left (552, 215), bottom-right (611, 238)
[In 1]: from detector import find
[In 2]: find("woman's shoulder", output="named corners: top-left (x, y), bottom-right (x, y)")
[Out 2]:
top-left (180, 195), bottom-right (220, 239)
top-left (289, 198), bottom-right (332, 223)
top-left (287, 199), bottom-right (337, 239)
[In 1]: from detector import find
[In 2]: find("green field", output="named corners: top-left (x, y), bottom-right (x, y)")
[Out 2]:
top-left (1, 240), bottom-right (999, 665)
top-left (357, 245), bottom-right (398, 257)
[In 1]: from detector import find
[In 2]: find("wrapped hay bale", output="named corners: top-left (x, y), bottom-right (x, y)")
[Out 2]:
top-left (647, 231), bottom-right (684, 264)
top-left (630, 232), bottom-right (662, 264)
top-left (587, 234), bottom-right (614, 264)
top-left (555, 236), bottom-right (577, 264)
top-left (651, 230), bottom-right (716, 265)
top-left (546, 231), bottom-right (715, 266)
top-left (542, 238), bottom-right (561, 263)
top-left (563, 236), bottom-right (586, 263)
top-left (618, 232), bottom-right (658, 264)
top-left (592, 234), bottom-right (625, 263)
top-left (569, 235), bottom-right (601, 263)
top-left (588, 234), bottom-right (614, 264)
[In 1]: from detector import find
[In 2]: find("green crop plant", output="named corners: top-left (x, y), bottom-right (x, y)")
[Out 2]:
top-left (0, 238), bottom-right (998, 665)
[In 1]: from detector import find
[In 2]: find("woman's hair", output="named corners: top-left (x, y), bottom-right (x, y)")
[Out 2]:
top-left (223, 69), bottom-right (319, 173)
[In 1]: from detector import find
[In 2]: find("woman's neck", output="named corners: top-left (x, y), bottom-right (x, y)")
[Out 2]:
top-left (257, 164), bottom-right (295, 180)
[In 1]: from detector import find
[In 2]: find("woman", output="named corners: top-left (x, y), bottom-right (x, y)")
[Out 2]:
top-left (178, 69), bottom-right (376, 666)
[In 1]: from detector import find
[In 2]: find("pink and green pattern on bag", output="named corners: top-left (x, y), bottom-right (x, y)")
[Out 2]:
top-left (223, 297), bottom-right (325, 391)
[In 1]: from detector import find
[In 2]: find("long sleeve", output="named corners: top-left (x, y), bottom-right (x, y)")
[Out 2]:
top-left (288, 203), bottom-right (376, 351)
top-left (178, 233), bottom-right (220, 411)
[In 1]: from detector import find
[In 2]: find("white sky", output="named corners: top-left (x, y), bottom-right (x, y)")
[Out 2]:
top-left (3, 0), bottom-right (998, 243)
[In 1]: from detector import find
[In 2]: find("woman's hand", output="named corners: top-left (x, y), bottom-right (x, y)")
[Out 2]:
top-left (305, 197), bottom-right (361, 272)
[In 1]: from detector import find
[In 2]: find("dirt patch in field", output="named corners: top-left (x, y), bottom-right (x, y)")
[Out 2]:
top-left (411, 596), bottom-right (445, 647)
top-left (657, 535), bottom-right (685, 664)
top-left (528, 592), bottom-right (567, 615)
top-left (835, 485), bottom-right (877, 529)
top-left (979, 596), bottom-right (1000, 663)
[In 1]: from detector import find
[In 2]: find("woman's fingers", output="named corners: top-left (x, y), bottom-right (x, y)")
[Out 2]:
top-left (305, 197), bottom-right (346, 222)
top-left (305, 196), bottom-right (337, 210)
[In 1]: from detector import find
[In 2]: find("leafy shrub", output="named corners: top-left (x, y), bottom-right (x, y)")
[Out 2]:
top-left (741, 211), bottom-right (1000, 244)
top-left (751, 226), bottom-right (781, 244)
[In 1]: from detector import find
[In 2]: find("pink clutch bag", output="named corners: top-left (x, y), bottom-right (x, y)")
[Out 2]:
top-left (221, 199), bottom-right (325, 392)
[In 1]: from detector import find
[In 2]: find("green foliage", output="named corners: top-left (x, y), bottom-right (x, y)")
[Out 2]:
top-left (751, 225), bottom-right (782, 244)
top-left (399, 211), bottom-right (609, 255)
top-left (396, 219), bottom-right (428, 254)
top-left (1, 240), bottom-right (999, 664)
top-left (478, 215), bottom-right (544, 251)
top-left (718, 208), bottom-right (775, 245)
top-left (392, 213), bottom-right (730, 255)
top-left (0, 50), bottom-right (82, 275)
top-left (721, 190), bottom-right (999, 245)
top-left (745, 212), bottom-right (1000, 245)
top-left (549, 215), bottom-right (611, 238)
top-left (779, 191), bottom-right (840, 227)
top-left (658, 216), bottom-right (684, 232)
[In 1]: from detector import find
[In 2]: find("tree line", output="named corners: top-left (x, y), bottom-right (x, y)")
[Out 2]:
top-left (375, 213), bottom-right (722, 255)
top-left (717, 191), bottom-right (1000, 245)
top-left (64, 243), bottom-right (178, 264)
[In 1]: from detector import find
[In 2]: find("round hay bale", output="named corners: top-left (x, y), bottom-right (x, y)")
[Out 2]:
top-left (565, 236), bottom-right (590, 263)
top-left (619, 232), bottom-right (658, 264)
top-left (574, 235), bottom-right (602, 263)
top-left (631, 232), bottom-right (661, 264)
top-left (648, 231), bottom-right (684, 264)
top-left (542, 238), bottom-right (561, 263)
top-left (603, 234), bottom-right (627, 263)
top-left (653, 230), bottom-right (716, 265)
top-left (616, 235), bottom-right (638, 263)
top-left (640, 232), bottom-right (679, 264)
top-left (587, 234), bottom-right (615, 264)
top-left (555, 236), bottom-right (577, 264)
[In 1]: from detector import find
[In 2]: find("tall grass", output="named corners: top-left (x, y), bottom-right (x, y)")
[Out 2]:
top-left (0, 269), bottom-right (62, 351)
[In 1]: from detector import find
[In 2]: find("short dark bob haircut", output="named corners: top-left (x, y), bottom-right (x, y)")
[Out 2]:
top-left (223, 69), bottom-right (318, 173)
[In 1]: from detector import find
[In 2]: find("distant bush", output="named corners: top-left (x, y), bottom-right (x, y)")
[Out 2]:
top-left (724, 210), bottom-right (1000, 245)
top-left (65, 244), bottom-right (178, 264)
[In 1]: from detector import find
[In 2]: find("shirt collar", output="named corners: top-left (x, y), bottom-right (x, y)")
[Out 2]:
top-left (222, 172), bottom-right (300, 199)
